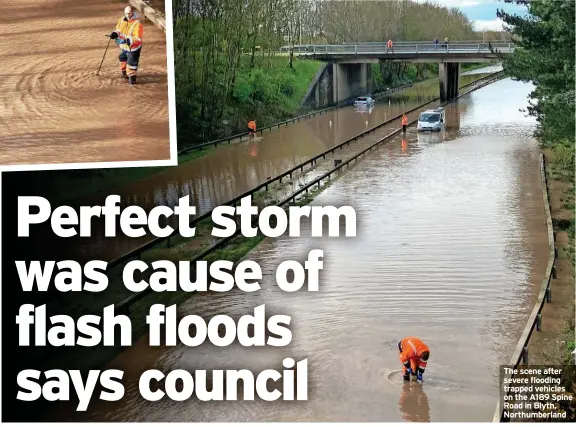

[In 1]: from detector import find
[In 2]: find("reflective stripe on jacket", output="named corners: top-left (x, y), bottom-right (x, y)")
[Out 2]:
top-left (115, 15), bottom-right (143, 52)
top-left (399, 337), bottom-right (429, 368)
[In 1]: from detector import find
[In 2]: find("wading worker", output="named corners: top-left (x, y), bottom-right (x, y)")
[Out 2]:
top-left (108, 6), bottom-right (143, 85)
top-left (247, 120), bottom-right (257, 137)
top-left (401, 114), bottom-right (408, 133)
top-left (398, 337), bottom-right (430, 382)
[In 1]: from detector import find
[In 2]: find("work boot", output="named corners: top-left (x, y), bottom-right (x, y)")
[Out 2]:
top-left (129, 75), bottom-right (137, 85)
top-left (122, 70), bottom-right (128, 79)
top-left (403, 373), bottom-right (410, 382)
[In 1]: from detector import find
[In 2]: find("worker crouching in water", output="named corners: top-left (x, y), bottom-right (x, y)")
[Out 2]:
top-left (109, 6), bottom-right (143, 85)
top-left (398, 337), bottom-right (430, 383)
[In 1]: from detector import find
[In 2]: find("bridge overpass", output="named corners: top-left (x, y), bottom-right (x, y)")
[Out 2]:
top-left (286, 40), bottom-right (515, 103)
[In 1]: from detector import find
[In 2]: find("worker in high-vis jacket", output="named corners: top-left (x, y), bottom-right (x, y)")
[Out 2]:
top-left (401, 114), bottom-right (408, 133)
top-left (247, 120), bottom-right (257, 137)
top-left (398, 337), bottom-right (430, 382)
top-left (109, 6), bottom-right (143, 85)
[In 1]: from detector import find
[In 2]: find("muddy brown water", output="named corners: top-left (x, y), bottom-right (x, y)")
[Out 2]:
top-left (51, 77), bottom-right (549, 421)
top-left (50, 70), bottom-right (495, 262)
top-left (0, 0), bottom-right (170, 165)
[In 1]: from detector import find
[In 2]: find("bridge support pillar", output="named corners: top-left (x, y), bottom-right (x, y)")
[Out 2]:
top-left (439, 62), bottom-right (460, 101)
top-left (332, 63), bottom-right (370, 104)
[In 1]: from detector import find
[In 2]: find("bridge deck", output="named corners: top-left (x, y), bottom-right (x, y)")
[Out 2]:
top-left (280, 40), bottom-right (514, 63)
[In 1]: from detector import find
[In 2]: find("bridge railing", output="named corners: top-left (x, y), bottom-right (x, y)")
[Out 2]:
top-left (280, 41), bottom-right (514, 54)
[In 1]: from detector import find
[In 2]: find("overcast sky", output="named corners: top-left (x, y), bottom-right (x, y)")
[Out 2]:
top-left (413, 0), bottom-right (529, 31)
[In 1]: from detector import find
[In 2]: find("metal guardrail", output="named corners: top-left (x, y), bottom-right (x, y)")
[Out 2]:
top-left (492, 154), bottom-right (557, 422)
top-left (113, 70), bottom-right (506, 314)
top-left (280, 40), bottom-right (515, 55)
top-left (178, 83), bottom-right (414, 155)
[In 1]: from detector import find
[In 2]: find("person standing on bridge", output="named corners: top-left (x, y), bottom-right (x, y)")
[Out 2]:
top-left (108, 6), bottom-right (143, 85)
top-left (387, 39), bottom-right (394, 53)
top-left (401, 114), bottom-right (408, 133)
top-left (398, 336), bottom-right (430, 383)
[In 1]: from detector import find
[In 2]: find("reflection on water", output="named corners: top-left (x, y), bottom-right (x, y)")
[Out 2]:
top-left (56, 77), bottom-right (550, 423)
top-left (399, 383), bottom-right (431, 422)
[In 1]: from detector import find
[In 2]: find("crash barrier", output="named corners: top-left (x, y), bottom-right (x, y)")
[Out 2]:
top-left (129, 0), bottom-right (166, 32)
top-left (113, 69), bottom-right (506, 316)
top-left (109, 69), bottom-right (505, 272)
top-left (178, 84), bottom-right (414, 155)
top-left (492, 154), bottom-right (557, 423)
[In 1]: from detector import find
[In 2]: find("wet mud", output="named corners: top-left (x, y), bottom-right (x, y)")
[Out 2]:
top-left (52, 78), bottom-right (550, 421)
top-left (0, 0), bottom-right (170, 165)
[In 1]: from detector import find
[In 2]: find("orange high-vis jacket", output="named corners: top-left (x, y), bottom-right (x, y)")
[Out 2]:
top-left (402, 115), bottom-right (408, 126)
top-left (248, 121), bottom-right (256, 131)
top-left (399, 337), bottom-right (429, 368)
top-left (116, 14), bottom-right (143, 52)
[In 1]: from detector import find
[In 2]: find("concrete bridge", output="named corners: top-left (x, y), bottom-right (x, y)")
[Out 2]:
top-left (288, 40), bottom-right (515, 104)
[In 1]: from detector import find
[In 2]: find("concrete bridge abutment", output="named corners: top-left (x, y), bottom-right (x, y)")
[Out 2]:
top-left (333, 63), bottom-right (370, 103)
top-left (439, 62), bottom-right (460, 101)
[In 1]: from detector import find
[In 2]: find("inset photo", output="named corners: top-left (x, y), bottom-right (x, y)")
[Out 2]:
top-left (0, 0), bottom-right (175, 170)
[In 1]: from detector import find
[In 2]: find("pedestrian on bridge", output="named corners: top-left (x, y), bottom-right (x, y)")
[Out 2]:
top-left (434, 38), bottom-right (439, 50)
top-left (444, 36), bottom-right (449, 51)
top-left (387, 39), bottom-right (394, 53)
top-left (401, 114), bottom-right (408, 133)
top-left (398, 336), bottom-right (430, 383)
top-left (108, 6), bottom-right (144, 85)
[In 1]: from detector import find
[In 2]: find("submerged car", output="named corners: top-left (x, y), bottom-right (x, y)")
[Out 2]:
top-left (354, 96), bottom-right (375, 107)
top-left (417, 107), bottom-right (445, 132)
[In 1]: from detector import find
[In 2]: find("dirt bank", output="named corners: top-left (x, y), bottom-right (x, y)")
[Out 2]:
top-left (528, 149), bottom-right (575, 365)
top-left (0, 0), bottom-right (170, 165)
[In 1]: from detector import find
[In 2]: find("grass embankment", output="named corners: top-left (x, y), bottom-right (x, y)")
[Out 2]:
top-left (529, 142), bottom-right (575, 419)
top-left (542, 143), bottom-right (575, 357)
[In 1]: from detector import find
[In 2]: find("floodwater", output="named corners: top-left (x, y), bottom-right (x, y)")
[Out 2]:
top-left (0, 0), bottom-right (170, 165)
top-left (57, 68), bottom-right (495, 262)
top-left (58, 78), bottom-right (549, 421)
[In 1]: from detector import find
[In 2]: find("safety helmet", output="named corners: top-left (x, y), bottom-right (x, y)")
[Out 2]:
top-left (421, 351), bottom-right (430, 361)
top-left (398, 341), bottom-right (403, 352)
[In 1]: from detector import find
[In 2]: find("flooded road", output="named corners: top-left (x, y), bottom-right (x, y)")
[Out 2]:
top-left (56, 68), bottom-right (495, 262)
top-left (59, 77), bottom-right (549, 421)
top-left (0, 0), bottom-right (170, 165)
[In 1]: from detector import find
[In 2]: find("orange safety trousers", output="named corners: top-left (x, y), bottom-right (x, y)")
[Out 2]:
top-left (399, 337), bottom-right (429, 375)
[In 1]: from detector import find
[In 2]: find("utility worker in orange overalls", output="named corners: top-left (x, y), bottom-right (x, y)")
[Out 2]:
top-left (247, 120), bottom-right (256, 137)
top-left (401, 114), bottom-right (408, 133)
top-left (109, 6), bottom-right (143, 85)
top-left (386, 39), bottom-right (394, 53)
top-left (398, 337), bottom-right (430, 382)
